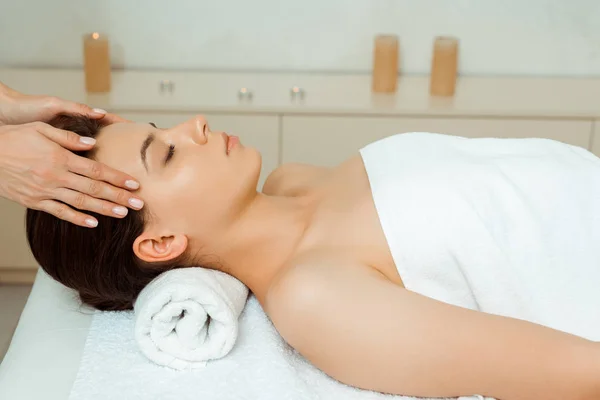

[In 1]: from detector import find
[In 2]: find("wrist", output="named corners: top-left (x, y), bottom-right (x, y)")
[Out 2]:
top-left (0, 89), bottom-right (13, 126)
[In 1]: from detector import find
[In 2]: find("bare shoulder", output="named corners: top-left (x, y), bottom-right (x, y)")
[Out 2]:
top-left (262, 163), bottom-right (331, 196)
top-left (263, 253), bottom-right (419, 392)
top-left (264, 252), bottom-right (388, 347)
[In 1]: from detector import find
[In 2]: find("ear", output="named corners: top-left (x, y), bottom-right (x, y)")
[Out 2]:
top-left (133, 232), bottom-right (188, 264)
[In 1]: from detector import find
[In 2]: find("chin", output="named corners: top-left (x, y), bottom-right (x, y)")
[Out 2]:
top-left (237, 147), bottom-right (262, 190)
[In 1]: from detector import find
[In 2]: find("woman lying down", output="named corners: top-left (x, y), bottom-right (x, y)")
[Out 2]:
top-left (26, 115), bottom-right (600, 400)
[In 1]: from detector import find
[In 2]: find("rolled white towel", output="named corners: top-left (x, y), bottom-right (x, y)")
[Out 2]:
top-left (133, 267), bottom-right (249, 370)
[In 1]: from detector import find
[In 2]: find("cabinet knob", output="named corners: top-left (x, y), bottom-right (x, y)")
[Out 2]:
top-left (238, 87), bottom-right (253, 101)
top-left (159, 80), bottom-right (175, 94)
top-left (290, 86), bottom-right (305, 101)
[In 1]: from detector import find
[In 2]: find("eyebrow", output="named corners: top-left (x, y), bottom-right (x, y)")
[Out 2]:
top-left (140, 133), bottom-right (156, 171)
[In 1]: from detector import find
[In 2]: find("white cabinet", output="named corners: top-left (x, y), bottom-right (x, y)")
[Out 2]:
top-left (282, 115), bottom-right (593, 166)
top-left (2, 69), bottom-right (600, 280)
top-left (118, 113), bottom-right (280, 188)
top-left (593, 121), bottom-right (600, 157)
top-left (107, 71), bottom-right (281, 111)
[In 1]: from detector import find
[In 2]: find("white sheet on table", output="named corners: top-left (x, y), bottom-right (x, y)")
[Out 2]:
top-left (69, 295), bottom-right (491, 400)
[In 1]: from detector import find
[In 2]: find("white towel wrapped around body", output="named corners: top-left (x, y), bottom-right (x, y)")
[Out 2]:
top-left (133, 267), bottom-right (249, 370)
top-left (360, 132), bottom-right (600, 340)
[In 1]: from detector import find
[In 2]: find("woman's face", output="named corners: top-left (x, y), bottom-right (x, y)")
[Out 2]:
top-left (93, 115), bottom-right (262, 261)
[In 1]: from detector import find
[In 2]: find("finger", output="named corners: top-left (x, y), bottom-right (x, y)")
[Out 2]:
top-left (37, 199), bottom-right (99, 228)
top-left (54, 188), bottom-right (130, 218)
top-left (62, 172), bottom-right (143, 210)
top-left (53, 98), bottom-right (108, 119)
top-left (66, 155), bottom-right (142, 204)
top-left (34, 122), bottom-right (97, 150)
top-left (100, 113), bottom-right (132, 124)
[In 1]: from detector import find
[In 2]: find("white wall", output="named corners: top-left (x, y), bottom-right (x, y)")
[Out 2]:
top-left (0, 0), bottom-right (599, 76)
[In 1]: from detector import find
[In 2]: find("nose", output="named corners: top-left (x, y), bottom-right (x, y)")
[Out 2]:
top-left (190, 115), bottom-right (209, 144)
top-left (168, 115), bottom-right (209, 145)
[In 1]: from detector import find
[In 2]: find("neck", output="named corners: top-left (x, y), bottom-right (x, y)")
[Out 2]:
top-left (206, 192), bottom-right (316, 305)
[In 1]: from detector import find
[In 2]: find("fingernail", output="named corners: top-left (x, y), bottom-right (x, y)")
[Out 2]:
top-left (112, 206), bottom-right (128, 216)
top-left (85, 218), bottom-right (98, 227)
top-left (129, 198), bottom-right (144, 209)
top-left (80, 136), bottom-right (96, 145)
top-left (125, 180), bottom-right (140, 190)
top-left (92, 108), bottom-right (107, 115)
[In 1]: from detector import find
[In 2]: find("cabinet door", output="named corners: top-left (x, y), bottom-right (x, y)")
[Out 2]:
top-left (0, 199), bottom-right (37, 269)
top-left (593, 121), bottom-right (600, 157)
top-left (118, 112), bottom-right (280, 188)
top-left (282, 116), bottom-right (593, 166)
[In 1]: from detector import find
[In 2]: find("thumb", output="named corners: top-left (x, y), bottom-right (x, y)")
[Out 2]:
top-left (34, 122), bottom-right (96, 151)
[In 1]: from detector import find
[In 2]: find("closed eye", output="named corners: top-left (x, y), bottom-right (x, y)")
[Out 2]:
top-left (163, 144), bottom-right (175, 166)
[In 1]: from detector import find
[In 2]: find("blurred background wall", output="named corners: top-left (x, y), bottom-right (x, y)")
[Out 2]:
top-left (0, 0), bottom-right (598, 76)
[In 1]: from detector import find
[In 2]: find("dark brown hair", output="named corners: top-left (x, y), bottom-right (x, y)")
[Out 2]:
top-left (26, 115), bottom-right (186, 311)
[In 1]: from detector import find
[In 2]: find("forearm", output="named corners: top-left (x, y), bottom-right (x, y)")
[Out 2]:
top-left (275, 265), bottom-right (600, 400)
top-left (375, 290), bottom-right (600, 399)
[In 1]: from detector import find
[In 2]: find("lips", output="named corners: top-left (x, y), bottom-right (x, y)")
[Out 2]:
top-left (223, 133), bottom-right (240, 154)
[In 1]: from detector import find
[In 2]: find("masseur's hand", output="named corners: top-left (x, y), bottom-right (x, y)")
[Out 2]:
top-left (0, 122), bottom-right (143, 227)
top-left (0, 81), bottom-right (126, 126)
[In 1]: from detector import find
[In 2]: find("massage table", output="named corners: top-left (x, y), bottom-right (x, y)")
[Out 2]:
top-left (0, 270), bottom-right (92, 399)
top-left (0, 269), bottom-right (491, 400)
